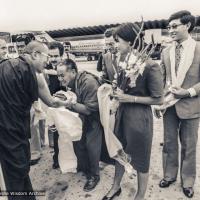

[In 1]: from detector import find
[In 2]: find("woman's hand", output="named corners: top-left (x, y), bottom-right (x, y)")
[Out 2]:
top-left (111, 89), bottom-right (134, 103)
top-left (111, 93), bottom-right (130, 103)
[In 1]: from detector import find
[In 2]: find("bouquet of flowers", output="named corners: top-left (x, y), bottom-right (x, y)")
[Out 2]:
top-left (110, 21), bottom-right (158, 113)
top-left (116, 24), bottom-right (158, 91)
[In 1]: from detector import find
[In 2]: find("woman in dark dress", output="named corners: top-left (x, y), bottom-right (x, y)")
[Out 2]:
top-left (102, 23), bottom-right (164, 200)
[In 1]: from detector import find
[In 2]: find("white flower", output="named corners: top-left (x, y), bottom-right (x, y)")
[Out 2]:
top-left (128, 53), bottom-right (137, 65)
top-left (119, 61), bottom-right (127, 69)
top-left (138, 63), bottom-right (146, 75)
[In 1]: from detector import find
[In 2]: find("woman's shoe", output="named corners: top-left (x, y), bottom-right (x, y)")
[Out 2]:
top-left (102, 188), bottom-right (122, 200)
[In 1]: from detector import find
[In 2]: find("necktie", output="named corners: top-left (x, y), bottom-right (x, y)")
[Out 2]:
top-left (175, 43), bottom-right (182, 76)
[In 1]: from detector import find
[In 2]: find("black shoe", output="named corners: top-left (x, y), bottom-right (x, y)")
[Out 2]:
top-left (52, 162), bottom-right (60, 169)
top-left (102, 188), bottom-right (122, 200)
top-left (159, 178), bottom-right (176, 188)
top-left (183, 187), bottom-right (194, 198)
top-left (30, 158), bottom-right (40, 166)
top-left (83, 175), bottom-right (100, 192)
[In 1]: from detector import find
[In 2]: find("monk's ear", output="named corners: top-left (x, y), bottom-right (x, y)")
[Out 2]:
top-left (31, 51), bottom-right (38, 60)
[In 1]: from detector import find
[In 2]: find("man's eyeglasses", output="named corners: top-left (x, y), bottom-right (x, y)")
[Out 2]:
top-left (166, 23), bottom-right (183, 31)
top-left (34, 51), bottom-right (51, 59)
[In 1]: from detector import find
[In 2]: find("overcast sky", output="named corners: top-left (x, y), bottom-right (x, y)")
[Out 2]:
top-left (0, 0), bottom-right (199, 32)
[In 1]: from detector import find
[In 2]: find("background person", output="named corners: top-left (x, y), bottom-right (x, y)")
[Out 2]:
top-left (45, 41), bottom-right (65, 169)
top-left (0, 39), bottom-right (8, 60)
top-left (63, 41), bottom-right (76, 61)
top-left (101, 28), bottom-right (119, 83)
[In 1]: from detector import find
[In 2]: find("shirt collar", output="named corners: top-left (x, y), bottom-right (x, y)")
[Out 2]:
top-left (176, 36), bottom-right (192, 49)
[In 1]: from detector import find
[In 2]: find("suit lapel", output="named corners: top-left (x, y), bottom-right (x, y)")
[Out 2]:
top-left (169, 38), bottom-right (196, 87)
top-left (177, 38), bottom-right (196, 86)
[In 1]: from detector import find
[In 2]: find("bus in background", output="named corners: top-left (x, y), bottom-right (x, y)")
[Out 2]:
top-left (69, 39), bottom-right (105, 61)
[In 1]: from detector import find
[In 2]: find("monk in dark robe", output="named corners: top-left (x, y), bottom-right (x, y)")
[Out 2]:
top-left (0, 41), bottom-right (68, 200)
top-left (57, 59), bottom-right (103, 192)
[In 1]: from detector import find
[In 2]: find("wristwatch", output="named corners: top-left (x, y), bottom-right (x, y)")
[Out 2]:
top-left (187, 88), bottom-right (197, 97)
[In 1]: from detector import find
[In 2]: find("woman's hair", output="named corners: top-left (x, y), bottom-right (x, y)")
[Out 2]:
top-left (113, 22), bottom-right (144, 49)
top-left (59, 58), bottom-right (78, 73)
top-left (168, 10), bottom-right (195, 33)
top-left (104, 27), bottom-right (116, 38)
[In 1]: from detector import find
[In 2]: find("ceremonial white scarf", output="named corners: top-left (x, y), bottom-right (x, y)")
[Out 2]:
top-left (97, 84), bottom-right (122, 157)
top-left (169, 36), bottom-right (196, 87)
top-left (155, 37), bottom-right (196, 111)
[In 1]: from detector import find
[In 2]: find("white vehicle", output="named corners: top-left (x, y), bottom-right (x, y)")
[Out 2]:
top-left (6, 43), bottom-right (19, 59)
top-left (69, 39), bottom-right (105, 61)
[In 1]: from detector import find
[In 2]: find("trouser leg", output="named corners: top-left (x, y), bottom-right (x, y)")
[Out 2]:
top-left (39, 120), bottom-right (45, 147)
top-left (163, 106), bottom-right (180, 181)
top-left (73, 134), bottom-right (90, 174)
top-left (86, 123), bottom-right (102, 176)
top-left (179, 117), bottom-right (199, 187)
top-left (1, 162), bottom-right (35, 200)
top-left (53, 131), bottom-right (59, 165)
top-left (8, 176), bottom-right (35, 200)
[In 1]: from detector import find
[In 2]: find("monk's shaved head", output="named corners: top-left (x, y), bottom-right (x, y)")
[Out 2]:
top-left (24, 41), bottom-right (48, 54)
top-left (23, 41), bottom-right (49, 73)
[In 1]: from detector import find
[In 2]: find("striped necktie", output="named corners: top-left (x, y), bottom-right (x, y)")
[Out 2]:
top-left (175, 43), bottom-right (182, 76)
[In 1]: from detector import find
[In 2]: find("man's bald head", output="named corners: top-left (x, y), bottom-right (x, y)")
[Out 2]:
top-left (0, 39), bottom-right (7, 60)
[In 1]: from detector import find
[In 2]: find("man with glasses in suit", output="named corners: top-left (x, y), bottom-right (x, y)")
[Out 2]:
top-left (157, 10), bottom-right (200, 198)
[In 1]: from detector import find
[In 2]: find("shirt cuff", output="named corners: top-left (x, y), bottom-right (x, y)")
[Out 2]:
top-left (187, 88), bottom-right (197, 97)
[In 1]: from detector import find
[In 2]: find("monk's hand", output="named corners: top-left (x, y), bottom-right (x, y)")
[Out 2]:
top-left (53, 91), bottom-right (67, 101)
top-left (51, 96), bottom-right (71, 108)
top-left (170, 86), bottom-right (189, 99)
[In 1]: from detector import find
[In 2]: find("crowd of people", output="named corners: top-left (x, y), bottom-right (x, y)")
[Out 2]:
top-left (0, 10), bottom-right (200, 200)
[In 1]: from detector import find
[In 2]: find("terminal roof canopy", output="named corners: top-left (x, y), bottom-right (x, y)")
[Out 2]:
top-left (46, 17), bottom-right (200, 39)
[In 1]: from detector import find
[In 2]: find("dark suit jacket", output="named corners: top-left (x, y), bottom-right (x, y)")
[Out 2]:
top-left (162, 42), bottom-right (200, 119)
top-left (45, 64), bottom-right (61, 95)
top-left (102, 52), bottom-right (117, 82)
